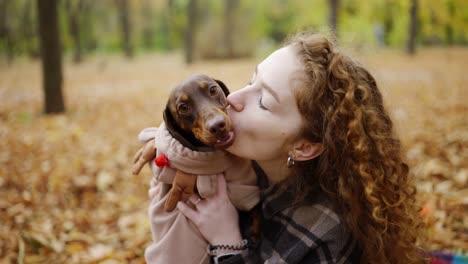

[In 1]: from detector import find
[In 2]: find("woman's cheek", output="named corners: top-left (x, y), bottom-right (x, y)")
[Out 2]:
top-left (229, 106), bottom-right (255, 134)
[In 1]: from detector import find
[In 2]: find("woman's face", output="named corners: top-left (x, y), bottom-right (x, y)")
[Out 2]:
top-left (226, 46), bottom-right (306, 161)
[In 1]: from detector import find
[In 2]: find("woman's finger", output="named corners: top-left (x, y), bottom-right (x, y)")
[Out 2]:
top-left (132, 147), bottom-right (143, 163)
top-left (188, 195), bottom-right (202, 206)
top-left (177, 201), bottom-right (199, 223)
top-left (215, 174), bottom-right (228, 197)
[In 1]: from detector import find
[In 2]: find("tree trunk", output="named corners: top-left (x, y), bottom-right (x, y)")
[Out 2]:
top-left (165, 0), bottom-right (174, 50)
top-left (185, 0), bottom-right (197, 64)
top-left (37, 0), bottom-right (65, 114)
top-left (66, 0), bottom-right (83, 63)
top-left (329, 0), bottom-right (339, 36)
top-left (80, 1), bottom-right (97, 52)
top-left (406, 0), bottom-right (418, 55)
top-left (224, 0), bottom-right (237, 58)
top-left (141, 0), bottom-right (153, 50)
top-left (118, 0), bottom-right (133, 57)
top-left (21, 0), bottom-right (38, 58)
top-left (383, 0), bottom-right (393, 46)
top-left (0, 0), bottom-right (13, 63)
top-left (446, 0), bottom-right (455, 45)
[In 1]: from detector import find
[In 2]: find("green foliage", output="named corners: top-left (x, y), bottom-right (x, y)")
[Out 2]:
top-left (0, 0), bottom-right (467, 60)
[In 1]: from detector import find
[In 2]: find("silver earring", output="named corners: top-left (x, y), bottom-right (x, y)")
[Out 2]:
top-left (287, 155), bottom-right (295, 168)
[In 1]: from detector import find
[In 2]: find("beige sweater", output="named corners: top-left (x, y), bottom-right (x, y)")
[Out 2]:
top-left (139, 123), bottom-right (259, 263)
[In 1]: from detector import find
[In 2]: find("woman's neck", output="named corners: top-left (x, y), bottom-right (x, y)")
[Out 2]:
top-left (256, 158), bottom-right (292, 184)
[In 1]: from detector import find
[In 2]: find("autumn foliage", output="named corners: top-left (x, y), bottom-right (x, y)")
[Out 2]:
top-left (0, 49), bottom-right (466, 262)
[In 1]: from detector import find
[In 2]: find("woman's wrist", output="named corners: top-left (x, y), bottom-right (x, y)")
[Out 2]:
top-left (207, 238), bottom-right (249, 256)
top-left (210, 231), bottom-right (243, 246)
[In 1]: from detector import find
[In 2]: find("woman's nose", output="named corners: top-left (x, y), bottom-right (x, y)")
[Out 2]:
top-left (227, 91), bottom-right (244, 112)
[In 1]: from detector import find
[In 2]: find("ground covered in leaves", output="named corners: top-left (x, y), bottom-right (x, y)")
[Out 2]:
top-left (0, 48), bottom-right (466, 263)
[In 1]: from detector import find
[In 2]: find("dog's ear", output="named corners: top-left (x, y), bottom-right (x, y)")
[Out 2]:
top-left (215, 79), bottom-right (230, 96)
top-left (163, 105), bottom-right (178, 133)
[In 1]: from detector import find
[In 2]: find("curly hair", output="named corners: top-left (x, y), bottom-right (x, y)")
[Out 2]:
top-left (286, 32), bottom-right (426, 263)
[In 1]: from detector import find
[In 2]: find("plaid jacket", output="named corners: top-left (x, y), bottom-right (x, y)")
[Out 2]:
top-left (218, 163), bottom-right (362, 264)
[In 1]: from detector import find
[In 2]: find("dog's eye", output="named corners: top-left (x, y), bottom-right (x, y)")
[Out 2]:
top-left (178, 103), bottom-right (189, 113)
top-left (209, 86), bottom-right (219, 96)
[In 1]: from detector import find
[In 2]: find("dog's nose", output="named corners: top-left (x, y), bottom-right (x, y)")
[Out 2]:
top-left (208, 119), bottom-right (226, 135)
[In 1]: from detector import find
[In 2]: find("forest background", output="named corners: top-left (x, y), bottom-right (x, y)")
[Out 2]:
top-left (0, 0), bottom-right (467, 263)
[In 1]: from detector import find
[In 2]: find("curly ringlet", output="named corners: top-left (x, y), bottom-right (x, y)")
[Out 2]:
top-left (282, 31), bottom-right (427, 263)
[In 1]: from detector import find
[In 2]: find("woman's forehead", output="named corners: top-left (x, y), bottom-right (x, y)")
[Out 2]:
top-left (259, 46), bottom-right (295, 69)
top-left (258, 46), bottom-right (305, 93)
top-left (259, 46), bottom-right (304, 76)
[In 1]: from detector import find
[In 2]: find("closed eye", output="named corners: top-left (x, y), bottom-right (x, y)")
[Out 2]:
top-left (258, 97), bottom-right (268, 110)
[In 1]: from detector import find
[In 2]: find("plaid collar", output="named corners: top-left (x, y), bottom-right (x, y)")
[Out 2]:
top-left (252, 162), bottom-right (303, 220)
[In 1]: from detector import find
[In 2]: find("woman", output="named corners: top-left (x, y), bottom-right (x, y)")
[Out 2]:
top-left (151, 32), bottom-right (425, 263)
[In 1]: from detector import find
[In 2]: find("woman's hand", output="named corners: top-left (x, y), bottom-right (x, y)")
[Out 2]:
top-left (177, 174), bottom-right (243, 246)
top-left (132, 139), bottom-right (156, 175)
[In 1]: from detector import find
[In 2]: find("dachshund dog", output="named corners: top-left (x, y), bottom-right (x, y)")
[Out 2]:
top-left (132, 75), bottom-right (259, 263)
top-left (163, 74), bottom-right (234, 150)
top-left (132, 74), bottom-right (235, 211)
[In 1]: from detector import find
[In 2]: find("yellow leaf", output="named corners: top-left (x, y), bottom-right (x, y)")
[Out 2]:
top-left (66, 241), bottom-right (87, 253)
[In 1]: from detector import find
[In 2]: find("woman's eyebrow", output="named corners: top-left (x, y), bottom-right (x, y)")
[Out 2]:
top-left (255, 65), bottom-right (280, 103)
top-left (262, 81), bottom-right (280, 103)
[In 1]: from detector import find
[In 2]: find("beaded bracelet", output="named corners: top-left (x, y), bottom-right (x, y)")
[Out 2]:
top-left (207, 239), bottom-right (249, 256)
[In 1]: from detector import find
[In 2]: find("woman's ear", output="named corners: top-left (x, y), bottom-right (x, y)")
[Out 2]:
top-left (291, 140), bottom-right (323, 161)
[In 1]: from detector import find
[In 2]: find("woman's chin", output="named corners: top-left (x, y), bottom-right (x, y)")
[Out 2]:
top-left (224, 135), bottom-right (240, 154)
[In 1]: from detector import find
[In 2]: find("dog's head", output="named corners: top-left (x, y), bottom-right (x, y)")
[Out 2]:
top-left (163, 74), bottom-right (234, 150)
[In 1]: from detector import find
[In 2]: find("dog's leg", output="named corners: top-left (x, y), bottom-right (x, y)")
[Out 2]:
top-left (164, 170), bottom-right (196, 212)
